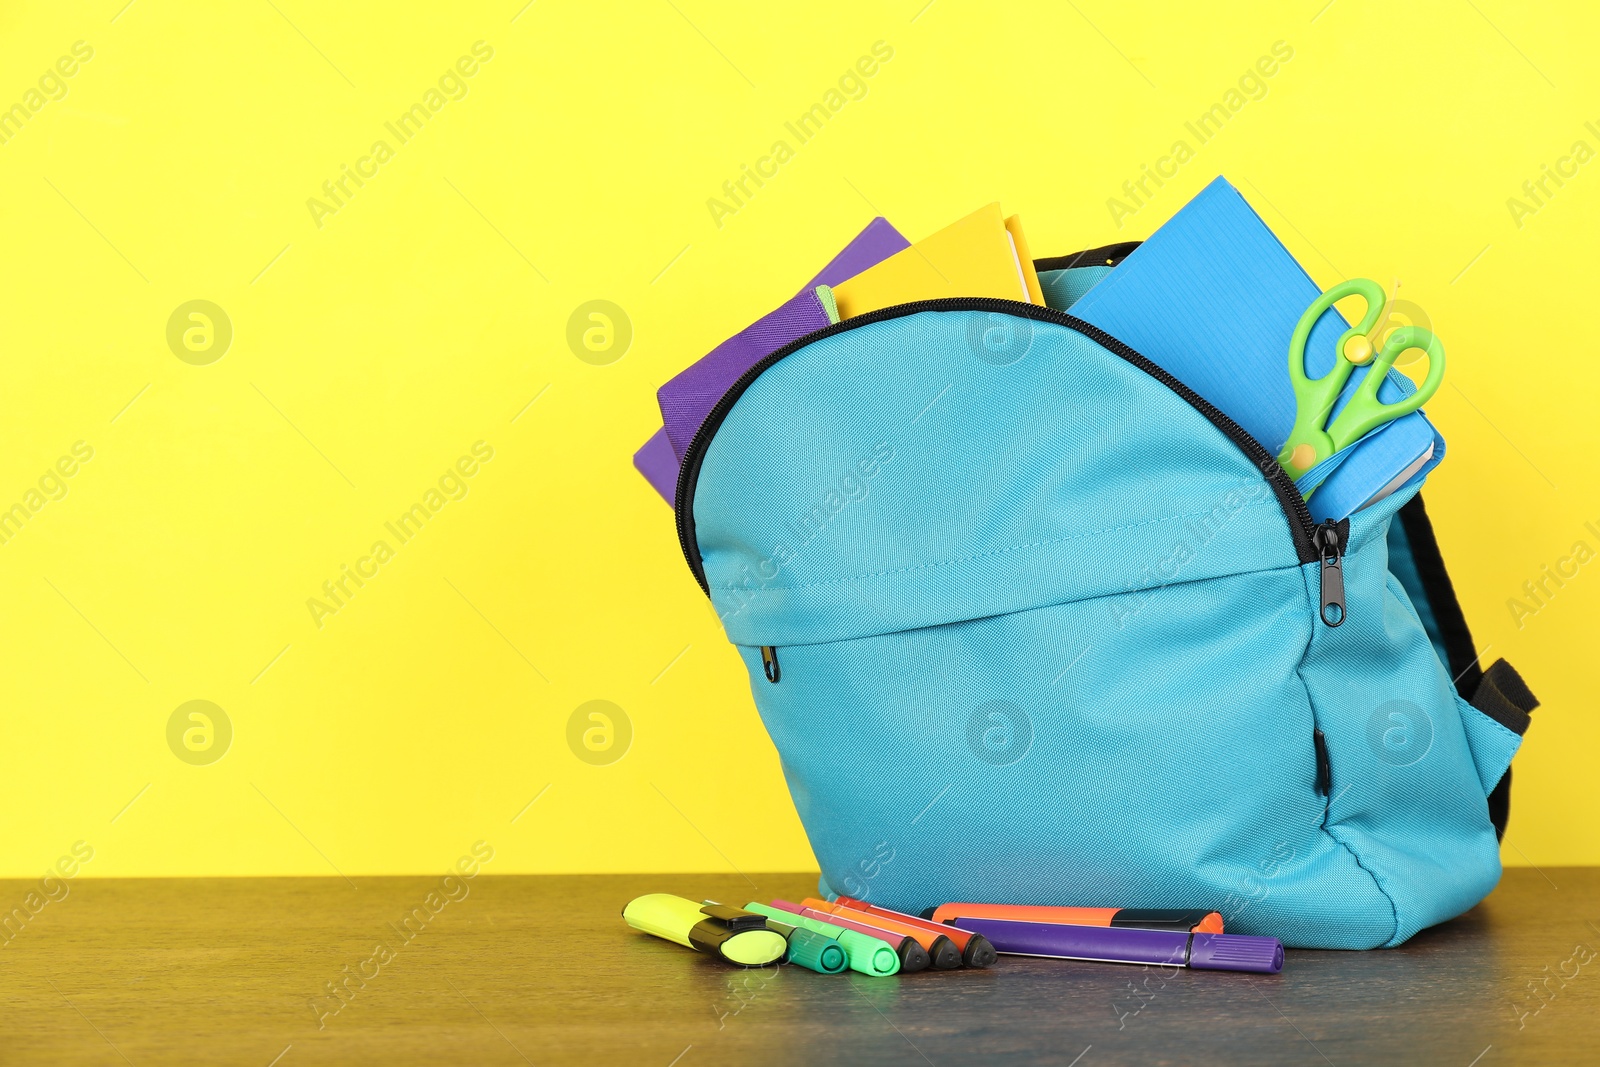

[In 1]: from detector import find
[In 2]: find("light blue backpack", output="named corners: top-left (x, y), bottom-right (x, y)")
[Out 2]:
top-left (671, 248), bottom-right (1537, 949)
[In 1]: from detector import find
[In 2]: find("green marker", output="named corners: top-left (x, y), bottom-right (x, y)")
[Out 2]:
top-left (744, 901), bottom-right (900, 977)
top-left (750, 913), bottom-right (849, 975)
top-left (623, 894), bottom-right (786, 967)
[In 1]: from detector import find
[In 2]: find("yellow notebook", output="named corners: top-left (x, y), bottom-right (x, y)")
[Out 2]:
top-left (1004, 213), bottom-right (1046, 306)
top-left (828, 203), bottom-right (1043, 320)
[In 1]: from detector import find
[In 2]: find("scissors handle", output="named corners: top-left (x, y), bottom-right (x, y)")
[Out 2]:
top-left (1277, 279), bottom-right (1444, 480)
top-left (1284, 279), bottom-right (1388, 398)
top-left (1277, 280), bottom-right (1386, 476)
top-left (1324, 325), bottom-right (1444, 452)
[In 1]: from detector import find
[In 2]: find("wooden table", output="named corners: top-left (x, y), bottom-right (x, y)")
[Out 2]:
top-left (1, 869), bottom-right (1596, 1065)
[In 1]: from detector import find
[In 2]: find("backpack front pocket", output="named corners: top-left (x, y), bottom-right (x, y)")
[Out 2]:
top-left (731, 561), bottom-right (1410, 949)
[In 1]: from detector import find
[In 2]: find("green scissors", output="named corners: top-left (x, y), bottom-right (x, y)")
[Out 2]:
top-left (1277, 278), bottom-right (1445, 482)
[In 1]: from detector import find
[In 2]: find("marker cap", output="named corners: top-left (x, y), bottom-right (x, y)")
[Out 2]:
top-left (1188, 933), bottom-right (1283, 974)
top-left (962, 934), bottom-right (998, 968)
top-left (895, 937), bottom-right (932, 973)
top-left (834, 930), bottom-right (901, 976)
top-left (784, 927), bottom-right (848, 974)
top-left (927, 934), bottom-right (963, 970)
top-left (711, 928), bottom-right (789, 966)
top-left (743, 901), bottom-right (900, 977)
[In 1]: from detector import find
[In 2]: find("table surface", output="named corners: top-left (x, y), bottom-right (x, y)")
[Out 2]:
top-left (1, 868), bottom-right (1596, 1066)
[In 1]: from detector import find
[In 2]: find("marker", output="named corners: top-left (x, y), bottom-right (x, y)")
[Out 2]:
top-left (787, 903), bottom-right (932, 974)
top-left (744, 902), bottom-right (900, 977)
top-left (623, 894), bottom-right (786, 967)
top-left (746, 912), bottom-right (848, 974)
top-left (957, 916), bottom-right (1283, 974)
top-left (927, 904), bottom-right (1225, 935)
top-left (793, 903), bottom-right (935, 971)
top-left (801, 897), bottom-right (965, 970)
top-left (767, 899), bottom-right (930, 973)
top-left (831, 896), bottom-right (999, 968)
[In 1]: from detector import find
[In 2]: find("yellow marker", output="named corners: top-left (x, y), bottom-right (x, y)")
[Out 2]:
top-left (622, 894), bottom-right (786, 967)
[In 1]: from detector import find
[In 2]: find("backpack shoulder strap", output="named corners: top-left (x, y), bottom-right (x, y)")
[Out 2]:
top-left (1394, 494), bottom-right (1484, 696)
top-left (1390, 494), bottom-right (1537, 839)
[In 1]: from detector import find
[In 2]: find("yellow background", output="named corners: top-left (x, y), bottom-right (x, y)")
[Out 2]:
top-left (1, 0), bottom-right (1594, 878)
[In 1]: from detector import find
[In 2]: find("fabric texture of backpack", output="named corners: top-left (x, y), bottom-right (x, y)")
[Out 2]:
top-left (670, 246), bottom-right (1538, 950)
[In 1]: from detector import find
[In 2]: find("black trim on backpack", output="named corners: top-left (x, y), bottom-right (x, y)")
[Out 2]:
top-left (1471, 659), bottom-right (1538, 840)
top-left (1396, 495), bottom-right (1536, 839)
top-left (1033, 241), bottom-right (1141, 273)
top-left (1470, 659), bottom-right (1537, 737)
top-left (1397, 496), bottom-right (1483, 698)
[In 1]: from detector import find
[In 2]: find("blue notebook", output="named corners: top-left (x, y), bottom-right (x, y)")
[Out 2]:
top-left (1071, 176), bottom-right (1442, 522)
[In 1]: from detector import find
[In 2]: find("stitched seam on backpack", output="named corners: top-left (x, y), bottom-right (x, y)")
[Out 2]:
top-left (1462, 696), bottom-right (1522, 745)
top-left (1322, 824), bottom-right (1402, 946)
top-left (1455, 693), bottom-right (1522, 794)
top-left (727, 561), bottom-right (1308, 649)
top-left (708, 499), bottom-right (1283, 593)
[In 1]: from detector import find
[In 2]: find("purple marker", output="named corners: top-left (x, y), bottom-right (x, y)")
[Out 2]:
top-left (958, 916), bottom-right (1283, 974)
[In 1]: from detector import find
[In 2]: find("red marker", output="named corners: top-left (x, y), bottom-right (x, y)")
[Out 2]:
top-left (927, 904), bottom-right (1224, 935)
top-left (821, 896), bottom-right (998, 968)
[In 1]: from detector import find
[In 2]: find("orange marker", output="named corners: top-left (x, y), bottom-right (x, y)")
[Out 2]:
top-left (812, 897), bottom-right (997, 968)
top-left (927, 903), bottom-right (1224, 935)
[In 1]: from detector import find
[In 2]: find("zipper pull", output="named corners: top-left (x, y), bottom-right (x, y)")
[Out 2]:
top-left (1313, 520), bottom-right (1346, 627)
top-left (760, 646), bottom-right (781, 683)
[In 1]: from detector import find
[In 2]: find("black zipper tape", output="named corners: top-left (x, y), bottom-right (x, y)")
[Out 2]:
top-left (674, 298), bottom-right (1320, 596)
top-left (1313, 728), bottom-right (1332, 796)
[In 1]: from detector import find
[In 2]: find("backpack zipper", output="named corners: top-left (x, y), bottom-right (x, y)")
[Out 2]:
top-left (1312, 519), bottom-right (1349, 627)
top-left (673, 297), bottom-right (1323, 604)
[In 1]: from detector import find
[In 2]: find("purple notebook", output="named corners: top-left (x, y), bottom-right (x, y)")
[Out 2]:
top-left (633, 217), bottom-right (909, 502)
top-left (632, 427), bottom-right (679, 502)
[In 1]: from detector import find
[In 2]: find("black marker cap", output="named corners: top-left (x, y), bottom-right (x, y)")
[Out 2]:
top-left (699, 903), bottom-right (768, 932)
top-left (929, 934), bottom-right (963, 970)
top-left (898, 937), bottom-right (931, 973)
top-left (962, 934), bottom-right (998, 968)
